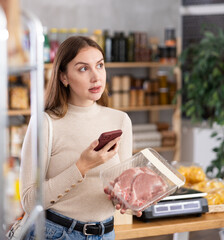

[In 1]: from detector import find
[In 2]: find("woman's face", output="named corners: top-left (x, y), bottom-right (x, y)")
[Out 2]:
top-left (61, 46), bottom-right (106, 107)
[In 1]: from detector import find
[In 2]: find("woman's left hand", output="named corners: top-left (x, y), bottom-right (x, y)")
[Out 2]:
top-left (104, 186), bottom-right (142, 217)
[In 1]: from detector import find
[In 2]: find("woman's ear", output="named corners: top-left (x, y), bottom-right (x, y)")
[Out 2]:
top-left (60, 71), bottom-right (69, 87)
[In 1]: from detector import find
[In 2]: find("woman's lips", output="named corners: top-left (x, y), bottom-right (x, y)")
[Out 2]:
top-left (89, 86), bottom-right (101, 93)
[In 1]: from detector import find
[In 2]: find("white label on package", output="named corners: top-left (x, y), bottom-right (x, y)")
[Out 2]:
top-left (141, 149), bottom-right (184, 188)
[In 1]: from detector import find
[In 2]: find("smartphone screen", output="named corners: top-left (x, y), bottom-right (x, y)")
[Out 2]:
top-left (94, 129), bottom-right (122, 151)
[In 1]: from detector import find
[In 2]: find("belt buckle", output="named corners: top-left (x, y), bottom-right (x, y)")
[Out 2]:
top-left (83, 223), bottom-right (96, 236)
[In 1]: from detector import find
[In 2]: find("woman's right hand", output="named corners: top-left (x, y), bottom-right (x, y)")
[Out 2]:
top-left (76, 136), bottom-right (121, 176)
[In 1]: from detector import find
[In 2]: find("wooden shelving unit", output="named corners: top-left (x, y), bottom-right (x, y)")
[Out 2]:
top-left (8, 109), bottom-right (31, 116)
top-left (15, 61), bottom-right (181, 159)
top-left (7, 104), bottom-right (175, 116)
top-left (44, 62), bottom-right (176, 69)
top-left (117, 104), bottom-right (176, 112)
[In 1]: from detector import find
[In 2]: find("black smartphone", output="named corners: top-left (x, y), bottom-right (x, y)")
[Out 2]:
top-left (94, 129), bottom-right (123, 151)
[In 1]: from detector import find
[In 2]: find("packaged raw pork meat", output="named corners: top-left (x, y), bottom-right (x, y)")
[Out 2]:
top-left (100, 148), bottom-right (185, 213)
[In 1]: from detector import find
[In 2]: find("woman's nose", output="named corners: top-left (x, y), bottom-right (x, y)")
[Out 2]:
top-left (90, 69), bottom-right (100, 82)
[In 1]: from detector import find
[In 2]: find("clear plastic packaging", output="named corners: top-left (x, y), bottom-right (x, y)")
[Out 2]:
top-left (100, 148), bottom-right (185, 213)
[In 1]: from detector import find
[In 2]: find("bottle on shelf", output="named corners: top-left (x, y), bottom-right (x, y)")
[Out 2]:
top-left (79, 28), bottom-right (89, 37)
top-left (149, 37), bottom-right (159, 62)
top-left (58, 28), bottom-right (68, 44)
top-left (164, 27), bottom-right (177, 64)
top-left (68, 28), bottom-right (78, 38)
top-left (158, 45), bottom-right (168, 64)
top-left (49, 28), bottom-right (59, 63)
top-left (43, 26), bottom-right (50, 63)
top-left (112, 32), bottom-right (120, 62)
top-left (164, 27), bottom-right (176, 47)
top-left (104, 30), bottom-right (112, 62)
top-left (92, 29), bottom-right (104, 51)
top-left (118, 32), bottom-right (127, 62)
top-left (167, 46), bottom-right (177, 64)
top-left (157, 70), bottom-right (168, 105)
top-left (168, 76), bottom-right (177, 104)
top-left (127, 32), bottom-right (135, 62)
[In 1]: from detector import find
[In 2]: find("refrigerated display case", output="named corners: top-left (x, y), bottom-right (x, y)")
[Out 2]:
top-left (0, 6), bottom-right (45, 239)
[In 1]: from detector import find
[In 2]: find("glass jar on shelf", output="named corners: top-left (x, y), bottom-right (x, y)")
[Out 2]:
top-left (157, 70), bottom-right (168, 88)
top-left (9, 76), bottom-right (29, 110)
top-left (165, 27), bottom-right (176, 47)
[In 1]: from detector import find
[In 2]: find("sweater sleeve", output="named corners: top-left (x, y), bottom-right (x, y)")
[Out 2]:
top-left (20, 114), bottom-right (84, 214)
top-left (118, 112), bottom-right (133, 162)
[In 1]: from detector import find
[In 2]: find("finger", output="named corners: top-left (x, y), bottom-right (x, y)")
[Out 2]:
top-left (104, 187), bottom-right (110, 195)
top-left (104, 137), bottom-right (121, 152)
top-left (136, 211), bottom-right (142, 217)
top-left (90, 140), bottom-right (99, 150)
top-left (107, 195), bottom-right (112, 200)
top-left (120, 208), bottom-right (126, 214)
top-left (115, 204), bottom-right (121, 210)
top-left (113, 141), bottom-right (120, 152)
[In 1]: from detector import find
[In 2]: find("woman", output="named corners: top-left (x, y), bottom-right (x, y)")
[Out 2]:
top-left (20, 36), bottom-right (133, 239)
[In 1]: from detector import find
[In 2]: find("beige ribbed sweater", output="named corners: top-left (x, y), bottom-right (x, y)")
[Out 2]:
top-left (20, 103), bottom-right (133, 222)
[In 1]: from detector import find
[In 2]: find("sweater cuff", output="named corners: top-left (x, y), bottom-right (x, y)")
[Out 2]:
top-left (45, 163), bottom-right (86, 207)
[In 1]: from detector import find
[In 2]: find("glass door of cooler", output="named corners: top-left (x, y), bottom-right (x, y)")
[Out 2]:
top-left (0, 6), bottom-right (45, 239)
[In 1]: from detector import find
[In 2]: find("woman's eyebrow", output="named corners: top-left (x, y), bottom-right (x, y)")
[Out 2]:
top-left (97, 58), bottom-right (104, 63)
top-left (74, 58), bottom-right (104, 66)
top-left (75, 61), bottom-right (88, 66)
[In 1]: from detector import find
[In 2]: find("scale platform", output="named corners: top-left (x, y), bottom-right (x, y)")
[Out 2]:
top-left (139, 188), bottom-right (209, 222)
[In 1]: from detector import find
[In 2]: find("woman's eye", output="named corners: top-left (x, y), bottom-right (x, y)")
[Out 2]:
top-left (80, 66), bottom-right (87, 72)
top-left (97, 63), bottom-right (104, 69)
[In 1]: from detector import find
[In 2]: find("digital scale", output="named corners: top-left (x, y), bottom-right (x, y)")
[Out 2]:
top-left (138, 187), bottom-right (209, 222)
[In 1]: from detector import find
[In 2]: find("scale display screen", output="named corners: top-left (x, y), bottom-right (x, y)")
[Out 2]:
top-left (153, 200), bottom-right (201, 216)
top-left (139, 188), bottom-right (209, 221)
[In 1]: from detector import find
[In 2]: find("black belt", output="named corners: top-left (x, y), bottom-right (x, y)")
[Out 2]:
top-left (46, 210), bottom-right (114, 236)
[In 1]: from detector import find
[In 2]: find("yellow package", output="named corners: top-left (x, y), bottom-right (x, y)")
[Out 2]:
top-left (178, 165), bottom-right (206, 184)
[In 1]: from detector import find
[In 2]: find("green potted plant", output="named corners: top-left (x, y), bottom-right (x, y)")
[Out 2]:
top-left (178, 28), bottom-right (224, 178)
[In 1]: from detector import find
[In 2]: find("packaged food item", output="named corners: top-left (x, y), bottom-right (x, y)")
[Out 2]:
top-left (175, 163), bottom-right (224, 206)
top-left (9, 76), bottom-right (29, 110)
top-left (206, 189), bottom-right (224, 205)
top-left (100, 148), bottom-right (185, 213)
top-left (177, 165), bottom-right (206, 184)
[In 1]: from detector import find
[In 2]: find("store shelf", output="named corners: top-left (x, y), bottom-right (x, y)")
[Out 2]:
top-left (44, 63), bottom-right (53, 70)
top-left (7, 105), bottom-right (176, 117)
top-left (8, 109), bottom-right (31, 116)
top-left (8, 65), bottom-right (37, 75)
top-left (105, 62), bottom-right (176, 68)
top-left (117, 105), bottom-right (176, 112)
top-left (44, 62), bottom-right (176, 70)
top-left (44, 61), bottom-right (181, 162)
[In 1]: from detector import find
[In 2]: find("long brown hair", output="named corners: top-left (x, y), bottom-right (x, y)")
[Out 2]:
top-left (45, 36), bottom-right (108, 118)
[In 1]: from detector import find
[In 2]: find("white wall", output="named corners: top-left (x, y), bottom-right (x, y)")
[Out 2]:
top-left (20, 0), bottom-right (181, 43)
top-left (181, 120), bottom-right (222, 172)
